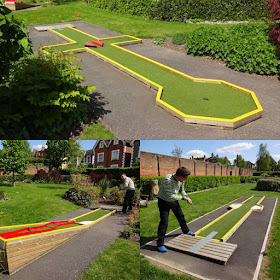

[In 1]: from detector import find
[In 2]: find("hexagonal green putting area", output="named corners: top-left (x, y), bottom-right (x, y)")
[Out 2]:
top-left (39, 25), bottom-right (263, 129)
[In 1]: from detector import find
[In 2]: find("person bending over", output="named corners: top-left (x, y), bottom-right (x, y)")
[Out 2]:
top-left (120, 173), bottom-right (135, 214)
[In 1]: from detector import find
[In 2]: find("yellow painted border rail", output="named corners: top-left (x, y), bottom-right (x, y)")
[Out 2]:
top-left (42, 26), bottom-right (263, 129)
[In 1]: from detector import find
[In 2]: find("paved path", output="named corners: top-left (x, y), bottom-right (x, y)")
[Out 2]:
top-left (141, 196), bottom-right (277, 280)
top-left (0, 207), bottom-right (128, 280)
top-left (28, 21), bottom-right (280, 139)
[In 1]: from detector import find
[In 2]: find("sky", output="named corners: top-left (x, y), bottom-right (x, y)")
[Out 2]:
top-left (0, 141), bottom-right (97, 152)
top-left (140, 140), bottom-right (280, 164)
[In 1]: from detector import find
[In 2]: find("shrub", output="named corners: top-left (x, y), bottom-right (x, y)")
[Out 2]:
top-left (71, 174), bottom-right (93, 187)
top-left (0, 174), bottom-right (34, 183)
top-left (184, 23), bottom-right (280, 76)
top-left (34, 171), bottom-right (62, 183)
top-left (63, 187), bottom-right (93, 207)
top-left (152, 37), bottom-right (165, 45)
top-left (89, 173), bottom-right (114, 184)
top-left (172, 33), bottom-right (189, 45)
top-left (0, 6), bottom-right (32, 83)
top-left (0, 190), bottom-right (10, 201)
top-left (97, 178), bottom-right (111, 195)
top-left (256, 179), bottom-right (280, 192)
top-left (1, 49), bottom-right (95, 138)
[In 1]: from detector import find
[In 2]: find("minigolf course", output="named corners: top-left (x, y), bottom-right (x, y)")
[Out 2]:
top-left (0, 208), bottom-right (115, 275)
top-left (165, 196), bottom-right (264, 264)
top-left (140, 196), bottom-right (278, 280)
top-left (37, 25), bottom-right (263, 129)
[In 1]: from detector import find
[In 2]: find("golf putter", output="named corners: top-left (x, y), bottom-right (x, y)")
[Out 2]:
top-left (103, 190), bottom-right (118, 200)
top-left (191, 203), bottom-right (212, 223)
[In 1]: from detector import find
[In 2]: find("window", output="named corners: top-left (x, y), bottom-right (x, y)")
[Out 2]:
top-left (110, 164), bottom-right (119, 167)
top-left (87, 156), bottom-right (91, 163)
top-left (98, 153), bottom-right (104, 162)
top-left (99, 141), bottom-right (104, 148)
top-left (111, 150), bottom-right (119, 161)
top-left (113, 140), bottom-right (119, 145)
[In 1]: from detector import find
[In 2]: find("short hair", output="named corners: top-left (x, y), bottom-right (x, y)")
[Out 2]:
top-left (175, 167), bottom-right (190, 178)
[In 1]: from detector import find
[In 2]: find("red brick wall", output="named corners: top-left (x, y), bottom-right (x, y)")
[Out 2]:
top-left (25, 166), bottom-right (49, 174)
top-left (140, 152), bottom-right (253, 177)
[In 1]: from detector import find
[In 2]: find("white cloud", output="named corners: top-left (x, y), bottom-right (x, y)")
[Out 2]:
top-left (216, 142), bottom-right (255, 154)
top-left (273, 154), bottom-right (280, 160)
top-left (32, 144), bottom-right (47, 151)
top-left (182, 150), bottom-right (208, 159)
top-left (274, 143), bottom-right (280, 147)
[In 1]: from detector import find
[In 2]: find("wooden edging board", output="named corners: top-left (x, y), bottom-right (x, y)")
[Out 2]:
top-left (0, 208), bottom-right (116, 275)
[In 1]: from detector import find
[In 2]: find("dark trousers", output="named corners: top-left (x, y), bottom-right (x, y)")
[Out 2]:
top-left (157, 198), bottom-right (189, 247)
top-left (122, 190), bottom-right (135, 213)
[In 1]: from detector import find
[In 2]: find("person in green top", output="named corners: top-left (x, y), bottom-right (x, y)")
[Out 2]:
top-left (120, 173), bottom-right (135, 214)
top-left (157, 167), bottom-right (194, 252)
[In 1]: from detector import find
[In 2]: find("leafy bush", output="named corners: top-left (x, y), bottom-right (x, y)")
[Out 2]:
top-left (253, 171), bottom-right (280, 176)
top-left (89, 0), bottom-right (267, 21)
top-left (267, 0), bottom-right (280, 51)
top-left (34, 171), bottom-right (62, 183)
top-left (172, 33), bottom-right (189, 45)
top-left (152, 37), bottom-right (165, 45)
top-left (0, 6), bottom-right (32, 83)
top-left (0, 190), bottom-right (10, 201)
top-left (0, 174), bottom-right (34, 183)
top-left (256, 179), bottom-right (280, 192)
top-left (184, 23), bottom-right (280, 75)
top-left (63, 187), bottom-right (93, 207)
top-left (97, 178), bottom-right (111, 195)
top-left (0, 49), bottom-right (95, 138)
top-left (89, 173), bottom-right (114, 184)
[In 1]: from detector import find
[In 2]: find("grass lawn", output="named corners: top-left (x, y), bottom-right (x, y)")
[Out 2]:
top-left (78, 123), bottom-right (116, 139)
top-left (46, 27), bottom-right (257, 119)
top-left (141, 256), bottom-right (193, 280)
top-left (0, 182), bottom-right (80, 226)
top-left (140, 183), bottom-right (280, 279)
top-left (78, 238), bottom-right (140, 280)
top-left (14, 1), bottom-right (208, 38)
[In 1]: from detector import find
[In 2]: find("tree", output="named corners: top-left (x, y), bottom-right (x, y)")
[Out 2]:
top-left (171, 146), bottom-right (183, 157)
top-left (233, 154), bottom-right (246, 168)
top-left (276, 160), bottom-right (280, 171)
top-left (216, 156), bottom-right (231, 166)
top-left (0, 140), bottom-right (30, 186)
top-left (256, 143), bottom-right (271, 171)
top-left (44, 140), bottom-right (83, 171)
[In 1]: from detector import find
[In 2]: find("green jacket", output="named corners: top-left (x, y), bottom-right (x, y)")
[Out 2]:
top-left (158, 173), bottom-right (188, 202)
top-left (121, 177), bottom-right (135, 191)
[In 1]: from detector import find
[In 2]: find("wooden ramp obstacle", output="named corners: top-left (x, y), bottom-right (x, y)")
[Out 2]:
top-left (165, 234), bottom-right (237, 265)
top-left (0, 208), bottom-right (116, 275)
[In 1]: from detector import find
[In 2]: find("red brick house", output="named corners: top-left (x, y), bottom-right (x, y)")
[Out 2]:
top-left (33, 146), bottom-right (46, 158)
top-left (85, 140), bottom-right (140, 168)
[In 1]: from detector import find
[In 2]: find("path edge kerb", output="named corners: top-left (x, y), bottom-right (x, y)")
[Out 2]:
top-left (43, 26), bottom-right (263, 129)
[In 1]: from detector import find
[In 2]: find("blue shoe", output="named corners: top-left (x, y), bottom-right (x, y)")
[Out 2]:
top-left (118, 211), bottom-right (125, 214)
top-left (187, 230), bottom-right (195, 236)
top-left (157, 246), bottom-right (168, 252)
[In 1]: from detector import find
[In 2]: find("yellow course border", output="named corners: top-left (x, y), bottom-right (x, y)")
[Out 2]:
top-left (0, 208), bottom-right (116, 242)
top-left (43, 26), bottom-right (263, 128)
top-left (194, 196), bottom-right (265, 242)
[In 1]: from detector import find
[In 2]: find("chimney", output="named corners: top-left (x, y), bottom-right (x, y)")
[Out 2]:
top-left (192, 156), bottom-right (194, 160)
top-left (204, 155), bottom-right (207, 162)
top-left (216, 154), bottom-right (219, 158)
top-left (211, 153), bottom-right (214, 157)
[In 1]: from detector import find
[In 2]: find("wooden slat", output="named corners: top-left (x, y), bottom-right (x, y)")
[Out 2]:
top-left (165, 234), bottom-right (237, 265)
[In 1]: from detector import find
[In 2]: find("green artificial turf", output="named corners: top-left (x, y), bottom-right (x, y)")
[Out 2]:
top-left (47, 27), bottom-right (257, 119)
top-left (78, 238), bottom-right (140, 280)
top-left (74, 208), bottom-right (113, 223)
top-left (0, 183), bottom-right (80, 226)
top-left (197, 195), bottom-right (263, 240)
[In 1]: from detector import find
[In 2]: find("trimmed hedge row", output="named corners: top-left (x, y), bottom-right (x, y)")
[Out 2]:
top-left (88, 0), bottom-right (267, 21)
top-left (256, 179), bottom-right (280, 192)
top-left (253, 171), bottom-right (280, 176)
top-left (140, 175), bottom-right (252, 197)
top-left (0, 174), bottom-right (71, 183)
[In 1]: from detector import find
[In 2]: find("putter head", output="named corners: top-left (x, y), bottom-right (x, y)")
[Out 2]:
top-left (102, 196), bottom-right (106, 200)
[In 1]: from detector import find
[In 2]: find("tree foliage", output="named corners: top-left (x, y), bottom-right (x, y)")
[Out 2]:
top-left (171, 146), bottom-right (183, 157)
top-left (0, 140), bottom-right (30, 186)
top-left (233, 154), bottom-right (246, 168)
top-left (216, 156), bottom-right (231, 166)
top-left (44, 140), bottom-right (82, 171)
top-left (256, 143), bottom-right (271, 171)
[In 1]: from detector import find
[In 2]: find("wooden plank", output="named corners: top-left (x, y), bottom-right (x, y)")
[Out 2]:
top-left (165, 234), bottom-right (237, 265)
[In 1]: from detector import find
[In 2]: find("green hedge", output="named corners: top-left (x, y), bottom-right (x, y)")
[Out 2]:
top-left (184, 23), bottom-right (280, 76)
top-left (88, 0), bottom-right (151, 16)
top-left (0, 174), bottom-right (71, 183)
top-left (253, 171), bottom-right (280, 176)
top-left (140, 175), bottom-right (252, 198)
top-left (88, 0), bottom-right (267, 21)
top-left (256, 179), bottom-right (280, 192)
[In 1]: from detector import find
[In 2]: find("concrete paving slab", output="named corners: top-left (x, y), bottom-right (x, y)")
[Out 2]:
top-left (28, 22), bottom-right (280, 139)
top-left (141, 196), bottom-right (277, 280)
top-left (0, 207), bottom-right (129, 280)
